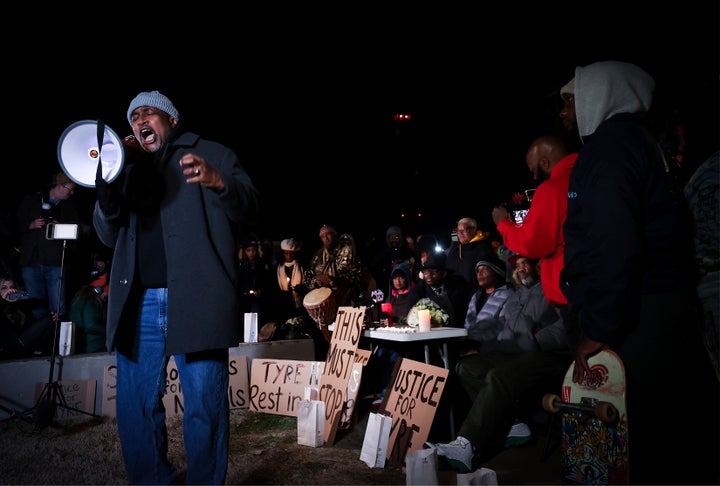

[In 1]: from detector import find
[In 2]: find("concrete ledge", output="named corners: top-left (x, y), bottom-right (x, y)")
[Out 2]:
top-left (0, 339), bottom-right (315, 417)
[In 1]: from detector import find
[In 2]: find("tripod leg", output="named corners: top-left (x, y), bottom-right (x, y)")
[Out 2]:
top-left (0, 403), bottom-right (22, 423)
top-left (30, 381), bottom-right (97, 430)
top-left (50, 382), bottom-right (96, 420)
top-left (34, 397), bottom-right (57, 430)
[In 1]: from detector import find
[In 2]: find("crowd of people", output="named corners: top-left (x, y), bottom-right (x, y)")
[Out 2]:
top-left (0, 59), bottom-right (717, 484)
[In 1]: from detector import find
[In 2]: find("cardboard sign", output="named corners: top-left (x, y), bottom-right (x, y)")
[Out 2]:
top-left (319, 305), bottom-right (365, 444)
top-left (335, 347), bottom-right (371, 429)
top-left (354, 348), bottom-right (372, 367)
top-left (337, 362), bottom-right (363, 430)
top-left (249, 357), bottom-right (363, 428)
top-left (384, 357), bottom-right (449, 467)
top-left (102, 355), bottom-right (249, 417)
top-left (249, 359), bottom-right (325, 415)
top-left (34, 380), bottom-right (96, 418)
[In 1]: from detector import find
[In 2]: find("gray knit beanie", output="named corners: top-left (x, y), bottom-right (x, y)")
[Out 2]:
top-left (127, 90), bottom-right (180, 125)
top-left (475, 259), bottom-right (506, 278)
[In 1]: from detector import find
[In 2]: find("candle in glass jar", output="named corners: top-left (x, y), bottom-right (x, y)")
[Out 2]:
top-left (418, 309), bottom-right (431, 332)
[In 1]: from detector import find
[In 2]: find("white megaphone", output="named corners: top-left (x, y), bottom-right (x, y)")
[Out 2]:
top-left (57, 120), bottom-right (125, 188)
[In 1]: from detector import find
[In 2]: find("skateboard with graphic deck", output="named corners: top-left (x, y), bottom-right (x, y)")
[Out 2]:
top-left (542, 349), bottom-right (629, 485)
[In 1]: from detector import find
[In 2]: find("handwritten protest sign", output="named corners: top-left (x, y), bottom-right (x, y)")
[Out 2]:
top-left (337, 361), bottom-right (363, 430)
top-left (249, 359), bottom-right (324, 415)
top-left (248, 358), bottom-right (363, 426)
top-left (102, 354), bottom-right (249, 417)
top-left (354, 348), bottom-right (372, 367)
top-left (319, 305), bottom-right (364, 444)
top-left (384, 357), bottom-right (449, 467)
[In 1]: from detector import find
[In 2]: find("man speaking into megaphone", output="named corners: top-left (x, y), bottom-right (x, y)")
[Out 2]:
top-left (93, 90), bottom-right (259, 484)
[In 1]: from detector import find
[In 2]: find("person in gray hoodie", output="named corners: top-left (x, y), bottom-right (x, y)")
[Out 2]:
top-left (560, 61), bottom-right (718, 484)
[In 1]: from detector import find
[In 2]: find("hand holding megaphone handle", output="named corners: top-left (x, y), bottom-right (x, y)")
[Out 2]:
top-left (96, 157), bottom-right (120, 215)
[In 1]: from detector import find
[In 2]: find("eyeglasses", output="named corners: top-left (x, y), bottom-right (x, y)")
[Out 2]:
top-left (62, 184), bottom-right (75, 194)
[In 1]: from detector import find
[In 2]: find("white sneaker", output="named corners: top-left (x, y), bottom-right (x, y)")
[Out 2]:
top-left (425, 436), bottom-right (473, 473)
top-left (508, 421), bottom-right (531, 437)
top-left (504, 421), bottom-right (532, 447)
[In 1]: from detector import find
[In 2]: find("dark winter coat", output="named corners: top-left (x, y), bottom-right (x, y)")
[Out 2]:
top-left (93, 131), bottom-right (259, 356)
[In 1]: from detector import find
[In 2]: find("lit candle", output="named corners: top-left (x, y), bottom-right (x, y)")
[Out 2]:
top-left (418, 309), bottom-right (431, 332)
top-left (381, 303), bottom-right (393, 326)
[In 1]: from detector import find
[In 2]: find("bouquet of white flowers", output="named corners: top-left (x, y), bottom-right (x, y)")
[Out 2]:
top-left (406, 298), bottom-right (450, 328)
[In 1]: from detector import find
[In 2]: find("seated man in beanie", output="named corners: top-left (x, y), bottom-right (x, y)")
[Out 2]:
top-left (461, 257), bottom-right (515, 348)
top-left (426, 255), bottom-right (574, 473)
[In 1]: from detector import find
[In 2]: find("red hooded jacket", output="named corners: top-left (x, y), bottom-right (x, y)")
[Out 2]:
top-left (496, 153), bottom-right (578, 306)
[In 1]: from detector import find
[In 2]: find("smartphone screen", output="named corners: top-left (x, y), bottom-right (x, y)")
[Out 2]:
top-left (512, 209), bottom-right (529, 224)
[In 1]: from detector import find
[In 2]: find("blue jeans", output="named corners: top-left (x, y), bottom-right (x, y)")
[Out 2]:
top-left (115, 288), bottom-right (229, 485)
top-left (20, 264), bottom-right (63, 319)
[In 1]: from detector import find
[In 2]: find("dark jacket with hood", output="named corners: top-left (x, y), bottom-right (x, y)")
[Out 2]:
top-left (386, 262), bottom-right (418, 324)
top-left (560, 61), bottom-right (692, 345)
top-left (371, 225), bottom-right (415, 289)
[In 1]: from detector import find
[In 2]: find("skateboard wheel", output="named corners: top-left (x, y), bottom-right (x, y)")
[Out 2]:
top-left (542, 393), bottom-right (560, 413)
top-left (594, 401), bottom-right (618, 424)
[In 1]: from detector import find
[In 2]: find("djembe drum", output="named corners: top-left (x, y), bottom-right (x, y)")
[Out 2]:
top-left (303, 287), bottom-right (337, 342)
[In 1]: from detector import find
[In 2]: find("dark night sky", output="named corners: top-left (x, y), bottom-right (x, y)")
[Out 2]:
top-left (4, 5), bottom-right (718, 253)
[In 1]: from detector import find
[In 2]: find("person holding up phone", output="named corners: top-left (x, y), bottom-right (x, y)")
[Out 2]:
top-left (491, 134), bottom-right (578, 311)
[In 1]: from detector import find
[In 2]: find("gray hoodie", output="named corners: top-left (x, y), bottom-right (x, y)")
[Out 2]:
top-left (573, 60), bottom-right (654, 138)
top-left (561, 60), bottom-right (691, 344)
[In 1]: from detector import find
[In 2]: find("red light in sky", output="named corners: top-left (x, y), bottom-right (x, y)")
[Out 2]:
top-left (393, 113), bottom-right (412, 122)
